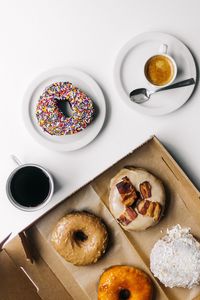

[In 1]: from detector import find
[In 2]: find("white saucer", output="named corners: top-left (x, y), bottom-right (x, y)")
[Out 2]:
top-left (114, 32), bottom-right (197, 116)
top-left (23, 67), bottom-right (106, 151)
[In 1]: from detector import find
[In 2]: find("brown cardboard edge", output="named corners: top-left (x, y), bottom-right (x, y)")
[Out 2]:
top-left (0, 233), bottom-right (12, 251)
top-left (153, 137), bottom-right (200, 226)
top-left (153, 137), bottom-right (200, 195)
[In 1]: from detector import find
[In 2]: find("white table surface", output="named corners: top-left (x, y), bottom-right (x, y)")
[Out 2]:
top-left (1, 0), bottom-right (200, 243)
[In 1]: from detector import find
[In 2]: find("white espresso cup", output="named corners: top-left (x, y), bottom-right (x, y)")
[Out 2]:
top-left (144, 44), bottom-right (177, 87)
top-left (6, 155), bottom-right (54, 212)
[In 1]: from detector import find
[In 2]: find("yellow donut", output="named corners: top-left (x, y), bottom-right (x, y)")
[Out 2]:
top-left (98, 265), bottom-right (153, 300)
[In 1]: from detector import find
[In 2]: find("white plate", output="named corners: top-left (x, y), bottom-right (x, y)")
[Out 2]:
top-left (23, 67), bottom-right (106, 151)
top-left (114, 32), bottom-right (197, 116)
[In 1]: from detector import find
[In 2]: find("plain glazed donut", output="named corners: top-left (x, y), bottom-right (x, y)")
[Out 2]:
top-left (51, 211), bottom-right (108, 266)
top-left (36, 82), bottom-right (94, 135)
top-left (98, 265), bottom-right (153, 300)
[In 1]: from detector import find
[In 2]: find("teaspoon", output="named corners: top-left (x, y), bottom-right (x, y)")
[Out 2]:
top-left (129, 78), bottom-right (195, 104)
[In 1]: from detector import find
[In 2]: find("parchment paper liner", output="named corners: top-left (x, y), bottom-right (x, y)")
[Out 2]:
top-left (36, 185), bottom-right (167, 300)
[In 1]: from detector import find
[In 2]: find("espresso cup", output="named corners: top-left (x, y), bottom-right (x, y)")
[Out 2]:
top-left (6, 156), bottom-right (54, 212)
top-left (144, 44), bottom-right (177, 87)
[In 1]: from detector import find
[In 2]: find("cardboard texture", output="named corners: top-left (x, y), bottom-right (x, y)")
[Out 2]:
top-left (2, 136), bottom-right (200, 300)
top-left (0, 250), bottom-right (41, 300)
top-left (5, 235), bottom-right (72, 300)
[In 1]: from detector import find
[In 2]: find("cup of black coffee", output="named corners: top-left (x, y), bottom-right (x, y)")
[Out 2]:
top-left (6, 156), bottom-right (54, 211)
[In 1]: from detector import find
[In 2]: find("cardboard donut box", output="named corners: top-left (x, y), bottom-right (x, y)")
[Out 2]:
top-left (1, 136), bottom-right (200, 300)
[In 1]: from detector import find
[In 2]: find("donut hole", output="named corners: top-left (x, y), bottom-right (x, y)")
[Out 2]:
top-left (56, 100), bottom-right (73, 117)
top-left (73, 230), bottom-right (88, 242)
top-left (118, 288), bottom-right (131, 300)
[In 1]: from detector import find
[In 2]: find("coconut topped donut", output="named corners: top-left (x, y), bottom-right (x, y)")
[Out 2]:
top-left (150, 225), bottom-right (200, 289)
top-left (109, 167), bottom-right (165, 231)
top-left (36, 82), bottom-right (94, 135)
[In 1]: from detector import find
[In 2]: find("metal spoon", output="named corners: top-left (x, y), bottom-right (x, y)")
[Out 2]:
top-left (129, 78), bottom-right (195, 104)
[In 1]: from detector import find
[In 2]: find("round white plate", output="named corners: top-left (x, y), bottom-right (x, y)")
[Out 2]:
top-left (23, 67), bottom-right (106, 151)
top-left (114, 32), bottom-right (197, 116)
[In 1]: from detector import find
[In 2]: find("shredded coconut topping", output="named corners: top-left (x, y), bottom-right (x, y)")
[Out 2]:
top-left (150, 224), bottom-right (200, 289)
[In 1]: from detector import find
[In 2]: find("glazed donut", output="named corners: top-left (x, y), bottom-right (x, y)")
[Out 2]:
top-left (51, 211), bottom-right (108, 266)
top-left (98, 265), bottom-right (153, 300)
top-left (36, 82), bottom-right (94, 135)
top-left (109, 167), bottom-right (165, 231)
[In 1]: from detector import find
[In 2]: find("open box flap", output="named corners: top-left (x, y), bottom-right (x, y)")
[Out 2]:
top-left (0, 248), bottom-right (41, 300)
top-left (5, 235), bottom-right (73, 300)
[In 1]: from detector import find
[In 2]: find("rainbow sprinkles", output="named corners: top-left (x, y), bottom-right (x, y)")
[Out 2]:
top-left (36, 82), bottom-right (94, 135)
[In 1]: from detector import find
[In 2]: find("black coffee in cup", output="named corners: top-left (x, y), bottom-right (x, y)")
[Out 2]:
top-left (10, 166), bottom-right (50, 207)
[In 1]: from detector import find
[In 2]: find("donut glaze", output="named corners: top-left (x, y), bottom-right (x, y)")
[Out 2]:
top-left (98, 265), bottom-right (153, 300)
top-left (109, 167), bottom-right (165, 231)
top-left (36, 82), bottom-right (94, 135)
top-left (51, 212), bottom-right (108, 266)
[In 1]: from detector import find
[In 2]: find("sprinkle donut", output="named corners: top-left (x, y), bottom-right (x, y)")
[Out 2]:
top-left (36, 82), bottom-right (94, 135)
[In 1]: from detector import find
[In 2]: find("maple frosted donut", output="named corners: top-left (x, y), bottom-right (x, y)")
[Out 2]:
top-left (109, 167), bottom-right (165, 231)
top-left (36, 82), bottom-right (94, 135)
top-left (98, 265), bottom-right (153, 300)
top-left (51, 211), bottom-right (108, 266)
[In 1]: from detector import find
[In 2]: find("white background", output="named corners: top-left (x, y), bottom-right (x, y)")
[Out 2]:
top-left (0, 0), bottom-right (200, 242)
